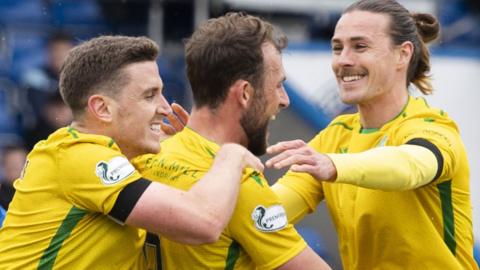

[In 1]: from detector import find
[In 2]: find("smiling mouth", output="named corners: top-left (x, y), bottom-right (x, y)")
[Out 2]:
top-left (342, 75), bottom-right (365, 82)
top-left (150, 123), bottom-right (161, 134)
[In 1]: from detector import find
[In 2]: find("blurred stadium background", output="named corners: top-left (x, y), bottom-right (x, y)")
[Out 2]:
top-left (0, 0), bottom-right (478, 268)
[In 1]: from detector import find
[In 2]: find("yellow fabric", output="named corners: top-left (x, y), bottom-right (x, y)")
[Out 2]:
top-left (275, 96), bottom-right (478, 270)
top-left (270, 182), bottom-right (311, 224)
top-left (0, 127), bottom-right (148, 270)
top-left (330, 144), bottom-right (437, 190)
top-left (133, 127), bottom-right (306, 270)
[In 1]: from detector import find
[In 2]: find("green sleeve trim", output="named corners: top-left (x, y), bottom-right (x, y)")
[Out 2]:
top-left (38, 207), bottom-right (87, 270)
top-left (424, 118), bottom-right (435, 123)
top-left (359, 127), bottom-right (380, 134)
top-left (67, 127), bottom-right (79, 139)
top-left (437, 180), bottom-right (456, 255)
top-left (204, 146), bottom-right (216, 158)
top-left (249, 171), bottom-right (264, 187)
top-left (225, 240), bottom-right (241, 270)
top-left (108, 139), bottom-right (115, 148)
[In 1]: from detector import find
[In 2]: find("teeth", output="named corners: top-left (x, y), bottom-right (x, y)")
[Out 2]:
top-left (343, 75), bottom-right (363, 82)
top-left (270, 115), bottom-right (276, 121)
top-left (150, 124), bottom-right (160, 133)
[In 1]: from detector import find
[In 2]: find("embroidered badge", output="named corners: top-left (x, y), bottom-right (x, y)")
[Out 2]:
top-left (96, 156), bottom-right (135, 185)
top-left (251, 205), bottom-right (288, 232)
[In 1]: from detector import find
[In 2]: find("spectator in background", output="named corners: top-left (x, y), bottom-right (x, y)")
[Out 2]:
top-left (21, 31), bottom-right (74, 149)
top-left (24, 92), bottom-right (72, 149)
top-left (0, 145), bottom-right (27, 210)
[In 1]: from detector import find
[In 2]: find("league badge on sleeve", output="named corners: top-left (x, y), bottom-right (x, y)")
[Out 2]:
top-left (251, 205), bottom-right (288, 232)
top-left (96, 156), bottom-right (135, 185)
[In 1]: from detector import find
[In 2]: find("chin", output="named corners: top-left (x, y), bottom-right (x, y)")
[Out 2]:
top-left (340, 93), bottom-right (360, 105)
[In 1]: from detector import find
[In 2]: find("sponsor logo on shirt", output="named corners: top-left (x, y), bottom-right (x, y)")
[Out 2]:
top-left (96, 156), bottom-right (135, 185)
top-left (251, 205), bottom-right (287, 232)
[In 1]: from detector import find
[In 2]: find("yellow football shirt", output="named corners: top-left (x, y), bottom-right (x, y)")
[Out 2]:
top-left (0, 127), bottom-right (151, 269)
top-left (277, 96), bottom-right (478, 269)
top-left (133, 127), bottom-right (306, 270)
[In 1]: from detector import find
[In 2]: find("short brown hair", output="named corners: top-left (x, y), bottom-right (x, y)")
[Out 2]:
top-left (185, 12), bottom-right (287, 109)
top-left (345, 0), bottom-right (440, 94)
top-left (59, 35), bottom-right (159, 117)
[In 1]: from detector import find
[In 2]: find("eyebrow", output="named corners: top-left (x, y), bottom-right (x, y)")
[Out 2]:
top-left (331, 36), bottom-right (370, 44)
top-left (143, 86), bottom-right (161, 94)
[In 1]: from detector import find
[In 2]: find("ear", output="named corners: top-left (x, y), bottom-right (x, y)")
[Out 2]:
top-left (231, 79), bottom-right (253, 109)
top-left (87, 94), bottom-right (114, 123)
top-left (397, 41), bottom-right (414, 70)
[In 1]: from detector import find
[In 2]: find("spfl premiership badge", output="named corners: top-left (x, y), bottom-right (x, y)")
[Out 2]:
top-left (96, 156), bottom-right (135, 185)
top-left (251, 205), bottom-right (288, 232)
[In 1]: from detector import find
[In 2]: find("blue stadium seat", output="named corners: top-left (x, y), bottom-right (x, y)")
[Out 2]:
top-left (0, 0), bottom-right (50, 25)
top-left (0, 204), bottom-right (6, 228)
top-left (0, 77), bottom-right (25, 147)
top-left (50, 0), bottom-right (104, 26)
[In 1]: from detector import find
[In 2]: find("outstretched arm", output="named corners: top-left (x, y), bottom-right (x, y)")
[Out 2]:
top-left (266, 140), bottom-right (337, 182)
top-left (266, 139), bottom-right (438, 191)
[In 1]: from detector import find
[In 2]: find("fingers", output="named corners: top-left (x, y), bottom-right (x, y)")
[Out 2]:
top-left (171, 103), bottom-right (189, 126)
top-left (266, 139), bottom-right (306, 155)
top-left (166, 112), bottom-right (185, 132)
top-left (290, 164), bottom-right (316, 174)
top-left (160, 103), bottom-right (189, 137)
top-left (244, 153), bottom-right (265, 172)
top-left (267, 153), bottom-right (317, 170)
top-left (160, 122), bottom-right (176, 136)
top-left (265, 145), bottom-right (313, 168)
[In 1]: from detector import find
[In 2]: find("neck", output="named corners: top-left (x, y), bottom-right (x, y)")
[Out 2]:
top-left (357, 88), bottom-right (409, 129)
top-left (70, 119), bottom-right (106, 137)
top-left (188, 105), bottom-right (247, 146)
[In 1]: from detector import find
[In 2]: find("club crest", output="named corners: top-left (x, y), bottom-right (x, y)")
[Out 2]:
top-left (95, 156), bottom-right (135, 185)
top-left (251, 205), bottom-right (288, 232)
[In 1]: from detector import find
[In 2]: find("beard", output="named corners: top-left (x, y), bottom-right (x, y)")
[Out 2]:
top-left (240, 97), bottom-right (269, 156)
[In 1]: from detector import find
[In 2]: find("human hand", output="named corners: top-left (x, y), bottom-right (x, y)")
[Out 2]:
top-left (160, 103), bottom-right (189, 139)
top-left (217, 143), bottom-right (264, 173)
top-left (265, 140), bottom-right (336, 182)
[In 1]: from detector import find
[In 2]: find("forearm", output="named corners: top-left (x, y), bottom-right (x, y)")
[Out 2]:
top-left (127, 144), bottom-right (258, 244)
top-left (276, 246), bottom-right (331, 270)
top-left (328, 144), bottom-right (438, 191)
top-left (188, 147), bottom-right (245, 237)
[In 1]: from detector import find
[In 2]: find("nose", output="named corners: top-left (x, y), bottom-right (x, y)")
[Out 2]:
top-left (157, 94), bottom-right (172, 116)
top-left (335, 47), bottom-right (354, 67)
top-left (278, 85), bottom-right (290, 109)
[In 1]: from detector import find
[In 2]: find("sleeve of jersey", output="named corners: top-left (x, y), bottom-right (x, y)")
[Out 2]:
top-left (328, 145), bottom-right (437, 191)
top-left (273, 133), bottom-right (325, 221)
top-left (230, 173), bottom-right (307, 270)
top-left (394, 118), bottom-right (463, 183)
top-left (58, 143), bottom-right (149, 221)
